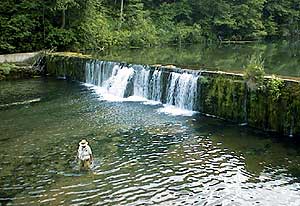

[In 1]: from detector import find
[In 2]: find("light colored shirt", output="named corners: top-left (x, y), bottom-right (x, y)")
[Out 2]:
top-left (78, 145), bottom-right (92, 161)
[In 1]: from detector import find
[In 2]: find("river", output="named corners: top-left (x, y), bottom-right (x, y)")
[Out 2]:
top-left (92, 41), bottom-right (300, 78)
top-left (1, 77), bottom-right (300, 205)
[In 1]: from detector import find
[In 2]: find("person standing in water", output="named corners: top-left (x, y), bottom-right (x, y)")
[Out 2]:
top-left (77, 139), bottom-right (93, 169)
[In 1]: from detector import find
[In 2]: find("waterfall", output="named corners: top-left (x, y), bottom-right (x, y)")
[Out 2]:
top-left (133, 68), bottom-right (150, 98)
top-left (85, 61), bottom-right (117, 86)
top-left (85, 61), bottom-right (200, 112)
top-left (166, 72), bottom-right (199, 110)
top-left (104, 66), bottom-right (134, 97)
top-left (148, 70), bottom-right (162, 101)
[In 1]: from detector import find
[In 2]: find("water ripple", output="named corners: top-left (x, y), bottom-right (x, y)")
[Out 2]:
top-left (1, 79), bottom-right (300, 206)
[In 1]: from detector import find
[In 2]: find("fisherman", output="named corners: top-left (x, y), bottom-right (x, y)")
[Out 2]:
top-left (77, 139), bottom-right (93, 169)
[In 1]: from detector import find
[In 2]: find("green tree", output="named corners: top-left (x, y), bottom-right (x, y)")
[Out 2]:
top-left (0, 0), bottom-right (299, 54)
top-left (263, 0), bottom-right (300, 39)
top-left (232, 0), bottom-right (267, 40)
top-left (54, 0), bottom-right (79, 29)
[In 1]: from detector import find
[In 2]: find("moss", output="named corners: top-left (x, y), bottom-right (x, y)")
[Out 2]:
top-left (287, 82), bottom-right (300, 135)
top-left (160, 69), bottom-right (171, 103)
top-left (243, 55), bottom-right (265, 91)
top-left (0, 63), bottom-right (41, 80)
top-left (198, 76), bottom-right (209, 84)
top-left (267, 75), bottom-right (284, 101)
top-left (0, 63), bottom-right (17, 75)
top-left (201, 74), bottom-right (246, 122)
top-left (198, 71), bottom-right (300, 136)
top-left (49, 52), bottom-right (92, 59)
top-left (45, 54), bottom-right (91, 82)
top-left (245, 78), bottom-right (300, 136)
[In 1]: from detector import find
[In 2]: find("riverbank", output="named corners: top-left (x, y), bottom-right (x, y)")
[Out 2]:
top-left (0, 52), bottom-right (45, 80)
top-left (0, 63), bottom-right (40, 80)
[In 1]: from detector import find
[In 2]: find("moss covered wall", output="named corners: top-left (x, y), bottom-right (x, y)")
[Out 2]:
top-left (45, 54), bottom-right (300, 137)
top-left (45, 54), bottom-right (88, 82)
top-left (198, 72), bottom-right (300, 137)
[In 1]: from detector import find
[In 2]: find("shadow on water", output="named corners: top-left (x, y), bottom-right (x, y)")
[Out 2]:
top-left (1, 78), bottom-right (300, 205)
top-left (89, 41), bottom-right (300, 77)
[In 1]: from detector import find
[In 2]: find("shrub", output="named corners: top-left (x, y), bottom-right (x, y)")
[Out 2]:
top-left (0, 63), bottom-right (16, 75)
top-left (267, 75), bottom-right (284, 101)
top-left (244, 55), bottom-right (265, 91)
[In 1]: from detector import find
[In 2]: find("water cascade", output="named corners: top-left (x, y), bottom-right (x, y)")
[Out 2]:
top-left (104, 66), bottom-right (134, 97)
top-left (85, 61), bottom-right (199, 111)
top-left (166, 72), bottom-right (199, 110)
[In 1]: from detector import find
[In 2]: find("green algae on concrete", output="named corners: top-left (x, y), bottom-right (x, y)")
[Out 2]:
top-left (198, 71), bottom-right (300, 137)
top-left (246, 78), bottom-right (300, 136)
top-left (199, 74), bottom-right (246, 123)
top-left (45, 53), bottom-right (91, 82)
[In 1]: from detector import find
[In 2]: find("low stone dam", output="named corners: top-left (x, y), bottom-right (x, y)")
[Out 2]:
top-left (45, 54), bottom-right (300, 137)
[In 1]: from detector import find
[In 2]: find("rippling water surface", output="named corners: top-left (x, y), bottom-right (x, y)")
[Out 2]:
top-left (1, 78), bottom-right (300, 206)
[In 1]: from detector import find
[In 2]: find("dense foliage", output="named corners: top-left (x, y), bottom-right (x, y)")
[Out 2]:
top-left (0, 0), bottom-right (299, 54)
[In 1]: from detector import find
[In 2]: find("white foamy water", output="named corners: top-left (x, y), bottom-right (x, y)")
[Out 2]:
top-left (104, 66), bottom-right (134, 97)
top-left (143, 100), bottom-right (162, 106)
top-left (148, 70), bottom-right (162, 101)
top-left (166, 72), bottom-right (199, 110)
top-left (134, 68), bottom-right (150, 97)
top-left (85, 61), bottom-right (200, 115)
top-left (123, 96), bottom-right (148, 102)
top-left (157, 105), bottom-right (197, 116)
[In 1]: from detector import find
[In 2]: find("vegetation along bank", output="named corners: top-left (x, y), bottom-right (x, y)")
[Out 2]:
top-left (0, 52), bottom-right (45, 80)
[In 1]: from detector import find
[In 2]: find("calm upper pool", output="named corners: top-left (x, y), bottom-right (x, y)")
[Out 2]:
top-left (1, 78), bottom-right (300, 205)
top-left (93, 41), bottom-right (300, 78)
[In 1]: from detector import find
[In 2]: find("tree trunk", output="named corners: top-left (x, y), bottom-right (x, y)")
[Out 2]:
top-left (119, 0), bottom-right (124, 29)
top-left (61, 9), bottom-right (66, 29)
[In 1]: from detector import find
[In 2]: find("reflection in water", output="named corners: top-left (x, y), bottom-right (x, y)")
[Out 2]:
top-left (0, 79), bottom-right (300, 205)
top-left (91, 41), bottom-right (300, 77)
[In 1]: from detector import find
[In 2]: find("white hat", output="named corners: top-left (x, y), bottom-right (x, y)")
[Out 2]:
top-left (79, 139), bottom-right (88, 146)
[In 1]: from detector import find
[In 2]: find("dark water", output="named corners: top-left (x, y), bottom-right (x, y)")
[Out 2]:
top-left (93, 41), bottom-right (300, 78)
top-left (1, 78), bottom-right (300, 205)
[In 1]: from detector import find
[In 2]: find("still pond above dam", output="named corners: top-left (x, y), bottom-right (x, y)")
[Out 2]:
top-left (92, 41), bottom-right (300, 78)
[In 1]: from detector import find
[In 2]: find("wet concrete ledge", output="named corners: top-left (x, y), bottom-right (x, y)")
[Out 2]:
top-left (0, 52), bottom-right (40, 63)
top-left (45, 53), bottom-right (300, 137)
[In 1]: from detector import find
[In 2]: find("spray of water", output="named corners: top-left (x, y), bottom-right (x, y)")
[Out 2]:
top-left (85, 61), bottom-right (199, 113)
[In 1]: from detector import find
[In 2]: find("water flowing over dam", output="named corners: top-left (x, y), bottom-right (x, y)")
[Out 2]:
top-left (85, 61), bottom-right (200, 112)
top-left (45, 54), bottom-right (300, 137)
